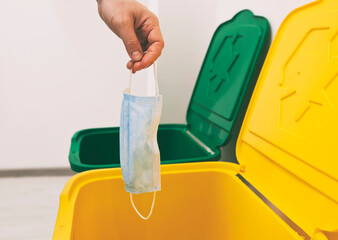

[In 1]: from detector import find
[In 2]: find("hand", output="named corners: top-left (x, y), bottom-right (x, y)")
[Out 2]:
top-left (97, 0), bottom-right (164, 73)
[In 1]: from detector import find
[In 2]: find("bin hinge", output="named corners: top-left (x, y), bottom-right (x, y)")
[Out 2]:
top-left (186, 130), bottom-right (215, 154)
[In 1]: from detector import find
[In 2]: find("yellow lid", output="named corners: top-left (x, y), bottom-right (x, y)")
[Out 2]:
top-left (237, 0), bottom-right (338, 237)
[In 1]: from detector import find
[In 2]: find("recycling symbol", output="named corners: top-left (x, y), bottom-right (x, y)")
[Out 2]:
top-left (279, 28), bottom-right (338, 135)
top-left (208, 33), bottom-right (242, 98)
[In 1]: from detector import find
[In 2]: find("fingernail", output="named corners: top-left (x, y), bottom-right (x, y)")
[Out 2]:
top-left (131, 51), bottom-right (142, 61)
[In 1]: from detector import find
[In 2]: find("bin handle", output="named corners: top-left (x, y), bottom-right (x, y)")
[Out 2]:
top-left (130, 192), bottom-right (156, 220)
top-left (129, 62), bottom-right (159, 96)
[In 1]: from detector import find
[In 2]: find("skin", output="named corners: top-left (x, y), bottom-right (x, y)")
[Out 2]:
top-left (97, 0), bottom-right (164, 73)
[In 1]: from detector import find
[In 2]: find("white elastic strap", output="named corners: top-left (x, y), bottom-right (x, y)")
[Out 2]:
top-left (130, 192), bottom-right (156, 220)
top-left (129, 62), bottom-right (159, 96)
top-left (129, 69), bottom-right (133, 93)
top-left (153, 62), bottom-right (159, 96)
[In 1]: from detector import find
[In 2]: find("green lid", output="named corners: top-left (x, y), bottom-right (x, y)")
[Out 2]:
top-left (186, 10), bottom-right (270, 150)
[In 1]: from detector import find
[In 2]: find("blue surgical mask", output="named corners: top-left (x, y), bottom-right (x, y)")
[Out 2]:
top-left (120, 63), bottom-right (162, 219)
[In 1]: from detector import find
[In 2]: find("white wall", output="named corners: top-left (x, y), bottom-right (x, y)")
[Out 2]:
top-left (0, 0), bottom-right (147, 169)
top-left (0, 0), bottom-right (313, 169)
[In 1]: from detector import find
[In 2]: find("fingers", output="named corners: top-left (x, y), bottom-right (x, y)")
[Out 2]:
top-left (98, 0), bottom-right (144, 62)
top-left (117, 20), bottom-right (144, 62)
top-left (134, 44), bottom-right (162, 70)
top-left (98, 0), bottom-right (164, 72)
top-left (127, 60), bottom-right (135, 73)
top-left (140, 26), bottom-right (164, 68)
top-left (126, 27), bottom-right (164, 72)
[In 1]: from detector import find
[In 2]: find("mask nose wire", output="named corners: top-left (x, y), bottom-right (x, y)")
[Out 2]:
top-left (129, 62), bottom-right (159, 96)
top-left (130, 192), bottom-right (156, 220)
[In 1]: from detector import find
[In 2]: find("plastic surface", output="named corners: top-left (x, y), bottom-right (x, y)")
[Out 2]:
top-left (69, 125), bottom-right (219, 172)
top-left (237, 0), bottom-right (338, 236)
top-left (187, 10), bottom-right (269, 149)
top-left (69, 10), bottom-right (270, 172)
top-left (53, 162), bottom-right (301, 240)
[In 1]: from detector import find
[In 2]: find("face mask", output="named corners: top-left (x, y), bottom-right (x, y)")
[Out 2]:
top-left (120, 63), bottom-right (162, 219)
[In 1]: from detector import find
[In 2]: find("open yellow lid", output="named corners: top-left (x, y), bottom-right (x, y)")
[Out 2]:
top-left (237, 0), bottom-right (338, 238)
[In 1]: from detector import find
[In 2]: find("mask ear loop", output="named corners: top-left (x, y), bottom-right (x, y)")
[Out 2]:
top-left (153, 61), bottom-right (159, 96)
top-left (130, 192), bottom-right (156, 220)
top-left (128, 62), bottom-right (159, 220)
top-left (129, 62), bottom-right (159, 96)
top-left (129, 69), bottom-right (133, 94)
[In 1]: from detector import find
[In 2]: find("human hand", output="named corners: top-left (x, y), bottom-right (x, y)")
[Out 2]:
top-left (97, 0), bottom-right (164, 73)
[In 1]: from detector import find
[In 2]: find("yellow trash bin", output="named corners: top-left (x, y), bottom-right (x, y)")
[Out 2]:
top-left (53, 162), bottom-right (308, 240)
top-left (53, 0), bottom-right (338, 239)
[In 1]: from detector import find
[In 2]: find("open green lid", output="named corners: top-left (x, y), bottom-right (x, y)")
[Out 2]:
top-left (186, 10), bottom-right (270, 150)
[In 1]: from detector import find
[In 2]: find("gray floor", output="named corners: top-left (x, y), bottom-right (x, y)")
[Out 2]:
top-left (0, 176), bottom-right (70, 240)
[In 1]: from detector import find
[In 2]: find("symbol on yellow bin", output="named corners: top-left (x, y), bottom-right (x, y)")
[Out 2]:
top-left (279, 27), bottom-right (338, 135)
top-left (208, 34), bottom-right (242, 98)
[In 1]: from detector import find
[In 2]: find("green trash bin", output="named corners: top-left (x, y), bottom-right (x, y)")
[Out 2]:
top-left (69, 10), bottom-right (270, 172)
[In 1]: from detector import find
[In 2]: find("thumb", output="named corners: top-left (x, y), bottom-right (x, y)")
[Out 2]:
top-left (119, 21), bottom-right (143, 61)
